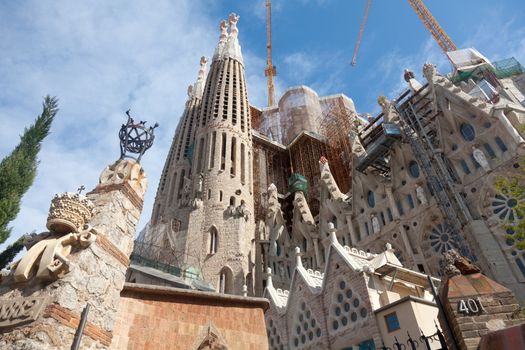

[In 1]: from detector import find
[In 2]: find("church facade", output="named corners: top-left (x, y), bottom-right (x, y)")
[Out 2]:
top-left (142, 11), bottom-right (525, 309)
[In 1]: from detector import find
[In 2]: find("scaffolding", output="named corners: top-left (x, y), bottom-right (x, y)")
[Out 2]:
top-left (316, 99), bottom-right (355, 193)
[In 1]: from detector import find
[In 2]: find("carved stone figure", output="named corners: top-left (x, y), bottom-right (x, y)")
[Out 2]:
top-left (416, 185), bottom-right (428, 205)
top-left (377, 95), bottom-right (397, 122)
top-left (423, 63), bottom-right (437, 83)
top-left (235, 200), bottom-right (250, 221)
top-left (197, 172), bottom-right (204, 195)
top-left (472, 146), bottom-right (491, 172)
top-left (371, 215), bottom-right (380, 234)
top-left (187, 84), bottom-right (193, 98)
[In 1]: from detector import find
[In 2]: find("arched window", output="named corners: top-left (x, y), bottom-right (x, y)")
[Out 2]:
top-left (367, 191), bottom-right (375, 208)
top-left (495, 137), bottom-right (508, 152)
top-left (209, 227), bottom-right (218, 254)
top-left (230, 196), bottom-right (236, 206)
top-left (460, 123), bottom-right (476, 142)
top-left (218, 266), bottom-right (233, 294)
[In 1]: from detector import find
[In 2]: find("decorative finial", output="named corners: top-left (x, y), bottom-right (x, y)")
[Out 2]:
top-left (266, 267), bottom-right (274, 288)
top-left (228, 13), bottom-right (240, 38)
top-left (328, 222), bottom-right (339, 244)
top-left (219, 19), bottom-right (228, 42)
top-left (77, 185), bottom-right (85, 194)
top-left (242, 284), bottom-right (248, 297)
top-left (319, 156), bottom-right (328, 165)
top-left (423, 63), bottom-right (437, 82)
top-left (187, 85), bottom-right (193, 98)
top-left (295, 247), bottom-right (303, 268)
top-left (198, 56), bottom-right (208, 79)
top-left (385, 243), bottom-right (392, 250)
top-left (119, 110), bottom-right (158, 163)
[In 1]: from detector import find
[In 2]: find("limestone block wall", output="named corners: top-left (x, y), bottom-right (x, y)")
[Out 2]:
top-left (111, 283), bottom-right (269, 350)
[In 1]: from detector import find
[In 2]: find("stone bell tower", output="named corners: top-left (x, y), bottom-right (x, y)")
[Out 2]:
top-left (0, 114), bottom-right (155, 349)
top-left (182, 13), bottom-right (255, 295)
top-left (147, 56), bottom-right (208, 252)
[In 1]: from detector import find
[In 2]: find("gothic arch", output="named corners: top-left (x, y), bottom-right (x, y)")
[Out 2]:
top-left (208, 226), bottom-right (218, 254)
top-left (218, 266), bottom-right (234, 294)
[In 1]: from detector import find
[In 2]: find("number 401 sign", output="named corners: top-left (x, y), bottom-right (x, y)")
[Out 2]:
top-left (458, 297), bottom-right (486, 315)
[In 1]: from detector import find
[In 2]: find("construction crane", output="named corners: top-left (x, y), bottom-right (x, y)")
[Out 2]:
top-left (351, 0), bottom-right (372, 66)
top-left (351, 0), bottom-right (457, 66)
top-left (265, 0), bottom-right (277, 106)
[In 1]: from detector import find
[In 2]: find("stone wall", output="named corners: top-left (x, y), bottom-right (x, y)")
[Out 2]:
top-left (111, 283), bottom-right (269, 349)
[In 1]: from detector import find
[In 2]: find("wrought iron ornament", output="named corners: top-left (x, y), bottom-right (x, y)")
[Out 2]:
top-left (119, 110), bottom-right (158, 163)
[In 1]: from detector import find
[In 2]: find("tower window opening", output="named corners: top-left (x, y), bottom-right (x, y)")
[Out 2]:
top-left (219, 190), bottom-right (223, 202)
top-left (210, 131), bottom-right (217, 169)
top-left (207, 189), bottom-right (211, 200)
top-left (231, 137), bottom-right (237, 176)
top-left (169, 172), bottom-right (178, 205)
top-left (221, 133), bottom-right (227, 170)
top-left (177, 169), bottom-right (186, 199)
top-left (407, 194), bottom-right (415, 209)
top-left (240, 143), bottom-right (246, 185)
top-left (230, 196), bottom-right (236, 206)
top-left (196, 137), bottom-right (205, 173)
top-left (209, 227), bottom-right (218, 254)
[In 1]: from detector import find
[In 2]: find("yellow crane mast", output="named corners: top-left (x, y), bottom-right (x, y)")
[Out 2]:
top-left (265, 0), bottom-right (277, 107)
top-left (352, 0), bottom-right (457, 66)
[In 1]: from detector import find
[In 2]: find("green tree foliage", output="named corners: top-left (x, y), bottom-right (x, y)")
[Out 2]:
top-left (0, 96), bottom-right (59, 243)
top-left (0, 237), bottom-right (24, 270)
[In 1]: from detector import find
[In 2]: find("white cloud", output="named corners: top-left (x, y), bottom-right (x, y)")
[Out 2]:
top-left (0, 0), bottom-right (223, 249)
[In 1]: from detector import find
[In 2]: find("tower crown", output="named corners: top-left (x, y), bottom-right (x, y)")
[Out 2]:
top-left (212, 13), bottom-right (243, 65)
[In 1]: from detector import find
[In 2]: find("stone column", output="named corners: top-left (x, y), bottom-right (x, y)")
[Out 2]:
top-left (0, 158), bottom-right (147, 350)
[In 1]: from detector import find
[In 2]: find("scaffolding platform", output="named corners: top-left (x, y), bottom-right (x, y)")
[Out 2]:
top-left (355, 122), bottom-right (402, 173)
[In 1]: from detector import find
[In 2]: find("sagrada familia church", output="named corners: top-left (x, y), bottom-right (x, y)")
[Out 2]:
top-left (1, 10), bottom-right (525, 350)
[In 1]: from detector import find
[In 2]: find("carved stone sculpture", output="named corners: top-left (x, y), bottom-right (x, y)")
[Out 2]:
top-left (13, 225), bottom-right (98, 282)
top-left (472, 146), bottom-right (491, 172)
top-left (423, 63), bottom-right (437, 83)
top-left (219, 19), bottom-right (228, 42)
top-left (416, 185), bottom-right (428, 205)
top-left (371, 215), bottom-right (380, 234)
top-left (228, 13), bottom-right (239, 38)
top-left (99, 158), bottom-right (148, 196)
top-left (47, 192), bottom-right (94, 234)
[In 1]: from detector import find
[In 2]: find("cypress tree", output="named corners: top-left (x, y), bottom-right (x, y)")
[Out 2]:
top-left (0, 96), bottom-right (59, 243)
top-left (0, 237), bottom-right (24, 270)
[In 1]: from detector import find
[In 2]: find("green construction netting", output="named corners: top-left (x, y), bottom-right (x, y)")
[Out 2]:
top-left (451, 57), bottom-right (524, 84)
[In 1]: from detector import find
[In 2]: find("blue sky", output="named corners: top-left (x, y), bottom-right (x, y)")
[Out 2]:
top-left (1, 0), bottom-right (524, 250)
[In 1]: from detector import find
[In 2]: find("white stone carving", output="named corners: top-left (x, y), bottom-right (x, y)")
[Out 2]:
top-left (472, 146), bottom-right (491, 172)
top-left (47, 192), bottom-right (94, 234)
top-left (0, 297), bottom-right (48, 329)
top-left (13, 225), bottom-right (98, 282)
top-left (99, 159), bottom-right (147, 196)
top-left (416, 185), bottom-right (428, 205)
top-left (371, 215), bottom-right (380, 234)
